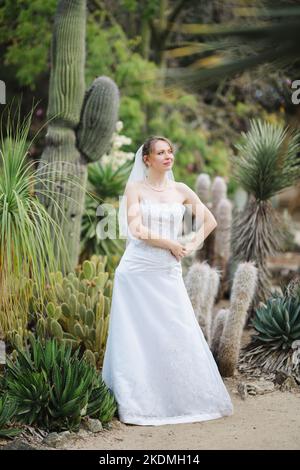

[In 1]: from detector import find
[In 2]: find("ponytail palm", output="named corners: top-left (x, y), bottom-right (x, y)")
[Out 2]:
top-left (0, 103), bottom-right (69, 337)
top-left (231, 118), bottom-right (300, 318)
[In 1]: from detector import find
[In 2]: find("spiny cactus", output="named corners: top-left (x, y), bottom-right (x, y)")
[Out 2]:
top-left (6, 323), bottom-right (36, 358)
top-left (185, 262), bottom-right (206, 318)
top-left (194, 174), bottom-right (231, 275)
top-left (215, 198), bottom-right (232, 262)
top-left (217, 261), bottom-right (258, 377)
top-left (195, 173), bottom-right (211, 206)
top-left (211, 308), bottom-right (229, 358)
top-left (211, 176), bottom-right (227, 213)
top-left (184, 261), bottom-right (220, 345)
top-left (35, 255), bottom-right (112, 368)
top-left (37, 0), bottom-right (120, 272)
top-left (214, 198), bottom-right (232, 299)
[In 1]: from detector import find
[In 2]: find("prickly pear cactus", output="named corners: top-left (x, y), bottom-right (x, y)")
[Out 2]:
top-left (37, 0), bottom-right (120, 272)
top-left (36, 255), bottom-right (113, 368)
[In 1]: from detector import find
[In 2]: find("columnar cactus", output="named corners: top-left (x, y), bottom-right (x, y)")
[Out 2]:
top-left (37, 0), bottom-right (120, 272)
top-left (215, 198), bottom-right (232, 262)
top-left (194, 174), bottom-right (231, 270)
top-left (210, 308), bottom-right (229, 358)
top-left (217, 261), bottom-right (258, 377)
top-left (211, 176), bottom-right (227, 214)
top-left (195, 173), bottom-right (211, 206)
top-left (184, 261), bottom-right (220, 345)
top-left (36, 255), bottom-right (112, 368)
top-left (184, 262), bottom-right (206, 318)
top-left (214, 198), bottom-right (232, 299)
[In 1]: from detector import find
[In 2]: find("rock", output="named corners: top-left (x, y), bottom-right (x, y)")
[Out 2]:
top-left (274, 370), bottom-right (290, 385)
top-left (237, 379), bottom-right (275, 397)
top-left (76, 428), bottom-right (89, 438)
top-left (81, 418), bottom-right (103, 433)
top-left (237, 382), bottom-right (247, 400)
top-left (103, 421), bottom-right (113, 430)
top-left (42, 431), bottom-right (72, 448)
top-left (279, 375), bottom-right (299, 392)
top-left (247, 380), bottom-right (275, 395)
top-left (0, 438), bottom-right (38, 450)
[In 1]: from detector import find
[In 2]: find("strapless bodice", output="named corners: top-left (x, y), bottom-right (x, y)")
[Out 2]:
top-left (139, 198), bottom-right (186, 241)
top-left (117, 198), bottom-right (186, 273)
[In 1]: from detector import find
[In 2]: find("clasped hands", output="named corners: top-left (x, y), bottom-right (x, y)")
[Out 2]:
top-left (167, 233), bottom-right (197, 261)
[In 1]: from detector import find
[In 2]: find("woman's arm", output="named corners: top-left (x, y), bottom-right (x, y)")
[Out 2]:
top-left (179, 182), bottom-right (217, 254)
top-left (123, 182), bottom-right (171, 250)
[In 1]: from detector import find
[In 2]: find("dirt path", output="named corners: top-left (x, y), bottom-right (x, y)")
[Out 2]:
top-left (68, 378), bottom-right (300, 450)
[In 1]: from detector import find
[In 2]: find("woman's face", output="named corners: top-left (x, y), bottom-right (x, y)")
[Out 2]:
top-left (144, 140), bottom-right (174, 172)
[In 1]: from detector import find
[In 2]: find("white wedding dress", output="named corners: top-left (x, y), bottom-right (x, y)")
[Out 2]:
top-left (101, 197), bottom-right (234, 426)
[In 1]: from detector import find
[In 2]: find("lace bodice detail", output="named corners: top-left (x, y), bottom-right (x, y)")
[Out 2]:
top-left (140, 198), bottom-right (185, 239)
top-left (123, 198), bottom-right (186, 268)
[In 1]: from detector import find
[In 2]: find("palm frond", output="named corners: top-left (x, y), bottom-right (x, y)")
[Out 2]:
top-left (162, 5), bottom-right (300, 92)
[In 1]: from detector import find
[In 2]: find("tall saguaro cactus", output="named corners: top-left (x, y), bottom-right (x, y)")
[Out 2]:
top-left (37, 0), bottom-right (119, 272)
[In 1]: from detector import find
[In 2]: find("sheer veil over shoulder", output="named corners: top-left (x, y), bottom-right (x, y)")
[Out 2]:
top-left (101, 142), bottom-right (234, 426)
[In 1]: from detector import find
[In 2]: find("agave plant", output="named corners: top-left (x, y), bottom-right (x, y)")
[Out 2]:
top-left (4, 336), bottom-right (117, 431)
top-left (251, 296), bottom-right (300, 350)
top-left (87, 159), bottom-right (132, 199)
top-left (230, 118), bottom-right (300, 318)
top-left (0, 100), bottom-right (71, 337)
top-left (0, 393), bottom-right (22, 439)
top-left (239, 281), bottom-right (300, 381)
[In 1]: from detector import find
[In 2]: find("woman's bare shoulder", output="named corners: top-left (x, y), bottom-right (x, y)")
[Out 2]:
top-left (124, 180), bottom-right (141, 190)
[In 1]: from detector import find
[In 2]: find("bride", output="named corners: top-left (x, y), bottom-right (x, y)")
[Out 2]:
top-left (101, 136), bottom-right (234, 426)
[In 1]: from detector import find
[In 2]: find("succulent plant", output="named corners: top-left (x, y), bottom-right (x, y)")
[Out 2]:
top-left (194, 174), bottom-right (232, 285)
top-left (0, 393), bottom-right (22, 439)
top-left (211, 308), bottom-right (229, 358)
top-left (251, 295), bottom-right (300, 350)
top-left (195, 173), bottom-right (211, 206)
top-left (36, 0), bottom-right (120, 272)
top-left (184, 261), bottom-right (220, 345)
top-left (34, 255), bottom-right (113, 368)
top-left (230, 119), bottom-right (300, 318)
top-left (216, 261), bottom-right (258, 377)
top-left (4, 336), bottom-right (117, 431)
top-left (239, 278), bottom-right (300, 381)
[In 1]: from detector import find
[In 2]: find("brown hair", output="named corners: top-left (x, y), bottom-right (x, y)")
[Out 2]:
top-left (142, 136), bottom-right (175, 159)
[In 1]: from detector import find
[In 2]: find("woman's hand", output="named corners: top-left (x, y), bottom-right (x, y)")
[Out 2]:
top-left (168, 240), bottom-right (188, 261)
top-left (171, 233), bottom-right (198, 259)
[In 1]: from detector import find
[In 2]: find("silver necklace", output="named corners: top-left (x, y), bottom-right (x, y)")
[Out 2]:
top-left (144, 177), bottom-right (169, 192)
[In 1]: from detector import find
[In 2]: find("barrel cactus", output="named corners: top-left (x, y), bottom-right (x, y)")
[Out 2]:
top-left (37, 0), bottom-right (120, 272)
top-left (35, 255), bottom-right (113, 368)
